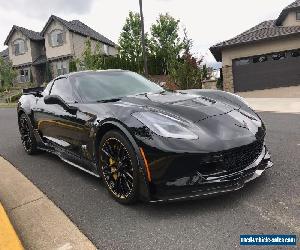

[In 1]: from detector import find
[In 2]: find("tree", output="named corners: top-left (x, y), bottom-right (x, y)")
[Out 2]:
top-left (81, 39), bottom-right (102, 70)
top-left (139, 0), bottom-right (148, 76)
top-left (118, 11), bottom-right (148, 73)
top-left (0, 58), bottom-right (17, 88)
top-left (150, 13), bottom-right (183, 75)
top-left (170, 29), bottom-right (204, 89)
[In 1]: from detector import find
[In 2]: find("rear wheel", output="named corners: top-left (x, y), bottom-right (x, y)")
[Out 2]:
top-left (18, 113), bottom-right (38, 155)
top-left (99, 130), bottom-right (139, 204)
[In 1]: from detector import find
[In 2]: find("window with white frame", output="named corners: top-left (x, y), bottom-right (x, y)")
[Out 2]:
top-left (56, 60), bottom-right (68, 76)
top-left (13, 39), bottom-right (26, 56)
top-left (51, 30), bottom-right (64, 47)
top-left (62, 61), bottom-right (68, 74)
top-left (57, 61), bottom-right (62, 76)
top-left (19, 69), bottom-right (29, 83)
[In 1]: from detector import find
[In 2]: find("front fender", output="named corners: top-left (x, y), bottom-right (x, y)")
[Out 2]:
top-left (94, 119), bottom-right (151, 201)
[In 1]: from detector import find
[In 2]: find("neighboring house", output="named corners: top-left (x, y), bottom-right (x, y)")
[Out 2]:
top-left (4, 26), bottom-right (45, 84)
top-left (0, 48), bottom-right (9, 62)
top-left (210, 0), bottom-right (300, 92)
top-left (3, 15), bottom-right (117, 85)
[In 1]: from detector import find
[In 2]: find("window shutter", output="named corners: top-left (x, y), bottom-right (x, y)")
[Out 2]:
top-left (14, 44), bottom-right (19, 56)
top-left (63, 31), bottom-right (66, 43)
top-left (48, 34), bottom-right (52, 47)
top-left (24, 39), bottom-right (28, 52)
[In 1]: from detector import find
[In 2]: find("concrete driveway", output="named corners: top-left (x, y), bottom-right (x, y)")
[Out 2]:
top-left (237, 85), bottom-right (300, 98)
top-left (245, 98), bottom-right (300, 113)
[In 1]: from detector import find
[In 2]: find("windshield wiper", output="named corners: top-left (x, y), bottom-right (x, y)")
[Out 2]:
top-left (96, 98), bottom-right (121, 103)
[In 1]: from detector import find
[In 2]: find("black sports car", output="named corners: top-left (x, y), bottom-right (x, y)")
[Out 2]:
top-left (17, 70), bottom-right (273, 204)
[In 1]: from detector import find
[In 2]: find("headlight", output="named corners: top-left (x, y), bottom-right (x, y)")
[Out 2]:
top-left (132, 112), bottom-right (198, 140)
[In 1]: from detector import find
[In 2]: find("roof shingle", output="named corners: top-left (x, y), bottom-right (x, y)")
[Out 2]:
top-left (284, 0), bottom-right (300, 9)
top-left (0, 48), bottom-right (9, 58)
top-left (42, 15), bottom-right (116, 47)
top-left (4, 26), bottom-right (43, 45)
top-left (210, 0), bottom-right (300, 61)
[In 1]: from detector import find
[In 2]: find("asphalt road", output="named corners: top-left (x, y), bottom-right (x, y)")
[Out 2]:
top-left (0, 108), bottom-right (299, 250)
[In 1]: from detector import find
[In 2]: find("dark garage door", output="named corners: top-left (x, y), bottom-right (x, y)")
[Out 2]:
top-left (232, 51), bottom-right (300, 92)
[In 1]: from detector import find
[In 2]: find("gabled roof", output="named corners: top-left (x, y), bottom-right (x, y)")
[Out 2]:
top-left (41, 15), bottom-right (116, 47)
top-left (4, 25), bottom-right (44, 45)
top-left (210, 0), bottom-right (300, 62)
top-left (276, 0), bottom-right (300, 25)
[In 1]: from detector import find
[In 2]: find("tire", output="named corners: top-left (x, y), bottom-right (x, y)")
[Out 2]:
top-left (99, 130), bottom-right (139, 204)
top-left (18, 113), bottom-right (38, 155)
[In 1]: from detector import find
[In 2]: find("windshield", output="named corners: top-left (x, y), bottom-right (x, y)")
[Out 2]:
top-left (71, 71), bottom-right (164, 103)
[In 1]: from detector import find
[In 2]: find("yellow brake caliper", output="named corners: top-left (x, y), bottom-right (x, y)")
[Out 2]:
top-left (109, 158), bottom-right (118, 180)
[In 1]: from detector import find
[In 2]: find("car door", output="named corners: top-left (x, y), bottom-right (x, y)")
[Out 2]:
top-left (34, 77), bottom-right (92, 162)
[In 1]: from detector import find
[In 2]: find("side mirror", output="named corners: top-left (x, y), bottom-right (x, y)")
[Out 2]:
top-left (44, 95), bottom-right (78, 115)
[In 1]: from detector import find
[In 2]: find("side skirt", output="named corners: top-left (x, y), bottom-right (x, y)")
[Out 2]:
top-left (34, 129), bottom-right (100, 178)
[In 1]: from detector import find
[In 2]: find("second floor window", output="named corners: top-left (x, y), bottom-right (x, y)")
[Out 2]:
top-left (13, 39), bottom-right (26, 56)
top-left (297, 12), bottom-right (300, 21)
top-left (51, 30), bottom-right (64, 47)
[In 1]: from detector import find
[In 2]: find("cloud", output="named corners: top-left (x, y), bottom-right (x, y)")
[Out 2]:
top-left (1, 0), bottom-right (95, 18)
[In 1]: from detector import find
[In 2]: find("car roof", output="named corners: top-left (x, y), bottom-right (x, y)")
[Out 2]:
top-left (67, 69), bottom-right (129, 78)
top-left (50, 69), bottom-right (132, 83)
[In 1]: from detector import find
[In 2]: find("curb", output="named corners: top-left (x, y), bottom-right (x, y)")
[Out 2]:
top-left (0, 202), bottom-right (23, 250)
top-left (0, 156), bottom-right (96, 250)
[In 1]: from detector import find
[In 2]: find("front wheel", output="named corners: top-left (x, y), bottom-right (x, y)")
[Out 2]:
top-left (18, 113), bottom-right (38, 155)
top-left (99, 130), bottom-right (139, 204)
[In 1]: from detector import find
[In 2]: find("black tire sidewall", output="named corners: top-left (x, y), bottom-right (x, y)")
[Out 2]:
top-left (99, 130), bottom-right (139, 204)
top-left (19, 113), bottom-right (38, 155)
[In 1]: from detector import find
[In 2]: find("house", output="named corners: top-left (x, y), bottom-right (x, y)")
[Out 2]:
top-left (3, 15), bottom-right (117, 85)
top-left (0, 48), bottom-right (9, 62)
top-left (4, 26), bottom-right (45, 84)
top-left (210, 0), bottom-right (300, 92)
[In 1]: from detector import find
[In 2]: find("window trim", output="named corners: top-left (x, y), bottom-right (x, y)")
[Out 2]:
top-left (296, 11), bottom-right (300, 21)
top-left (49, 29), bottom-right (64, 47)
top-left (13, 38), bottom-right (26, 56)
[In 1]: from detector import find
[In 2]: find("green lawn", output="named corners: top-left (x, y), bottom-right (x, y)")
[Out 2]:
top-left (0, 103), bottom-right (17, 108)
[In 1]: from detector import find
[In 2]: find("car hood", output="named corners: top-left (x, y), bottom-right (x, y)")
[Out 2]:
top-left (119, 91), bottom-right (237, 123)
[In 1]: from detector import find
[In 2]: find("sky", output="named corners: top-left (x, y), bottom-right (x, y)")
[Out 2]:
top-left (0, 0), bottom-right (294, 67)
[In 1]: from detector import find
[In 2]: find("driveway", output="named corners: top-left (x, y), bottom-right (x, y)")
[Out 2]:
top-left (0, 108), bottom-right (299, 250)
top-left (237, 85), bottom-right (300, 98)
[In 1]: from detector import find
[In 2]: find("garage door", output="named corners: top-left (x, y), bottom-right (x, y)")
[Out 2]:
top-left (232, 50), bottom-right (300, 92)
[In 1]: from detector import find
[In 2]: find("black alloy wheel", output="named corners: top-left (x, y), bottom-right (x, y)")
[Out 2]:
top-left (99, 130), bottom-right (139, 204)
top-left (19, 113), bottom-right (38, 154)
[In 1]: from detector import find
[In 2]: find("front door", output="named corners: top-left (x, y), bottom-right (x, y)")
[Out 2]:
top-left (33, 77), bottom-right (93, 168)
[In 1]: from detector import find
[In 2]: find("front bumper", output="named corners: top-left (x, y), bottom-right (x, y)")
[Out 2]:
top-left (148, 145), bottom-right (273, 202)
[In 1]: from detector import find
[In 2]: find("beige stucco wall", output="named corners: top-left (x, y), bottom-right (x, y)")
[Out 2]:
top-left (44, 20), bottom-right (72, 59)
top-left (70, 32), bottom-right (117, 59)
top-left (71, 32), bottom-right (98, 58)
top-left (222, 35), bottom-right (300, 66)
top-left (282, 11), bottom-right (300, 26)
top-left (8, 30), bottom-right (32, 66)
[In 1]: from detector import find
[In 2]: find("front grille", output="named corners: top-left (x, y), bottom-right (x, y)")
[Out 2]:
top-left (223, 139), bottom-right (264, 173)
top-left (199, 139), bottom-right (264, 175)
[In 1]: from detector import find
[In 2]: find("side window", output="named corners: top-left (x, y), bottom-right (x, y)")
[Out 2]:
top-left (43, 82), bottom-right (53, 95)
top-left (50, 78), bottom-right (75, 103)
